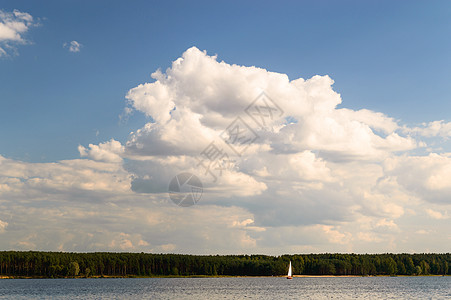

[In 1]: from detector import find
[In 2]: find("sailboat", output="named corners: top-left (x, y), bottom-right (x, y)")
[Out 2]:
top-left (287, 261), bottom-right (293, 279)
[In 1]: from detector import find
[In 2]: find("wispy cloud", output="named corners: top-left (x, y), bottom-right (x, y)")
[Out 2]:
top-left (0, 220), bottom-right (7, 233)
top-left (0, 9), bottom-right (39, 57)
top-left (403, 120), bottom-right (451, 138)
top-left (63, 40), bottom-right (82, 53)
top-left (426, 208), bottom-right (449, 220)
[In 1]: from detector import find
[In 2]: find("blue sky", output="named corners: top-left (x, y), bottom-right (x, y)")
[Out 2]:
top-left (2, 0), bottom-right (451, 162)
top-left (1, 1), bottom-right (451, 254)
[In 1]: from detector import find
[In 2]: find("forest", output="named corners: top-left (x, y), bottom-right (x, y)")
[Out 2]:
top-left (0, 251), bottom-right (449, 278)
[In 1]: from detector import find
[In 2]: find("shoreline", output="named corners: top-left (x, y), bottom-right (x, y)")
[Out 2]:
top-left (1, 274), bottom-right (448, 279)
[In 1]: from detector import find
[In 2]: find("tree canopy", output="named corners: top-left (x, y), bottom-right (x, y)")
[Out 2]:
top-left (0, 251), bottom-right (449, 278)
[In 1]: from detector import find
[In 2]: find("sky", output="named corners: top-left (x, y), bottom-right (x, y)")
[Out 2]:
top-left (0, 0), bottom-right (450, 254)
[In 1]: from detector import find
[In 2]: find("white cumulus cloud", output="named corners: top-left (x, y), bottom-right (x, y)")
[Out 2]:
top-left (78, 139), bottom-right (124, 163)
top-left (0, 9), bottom-right (38, 56)
top-left (2, 47), bottom-right (451, 254)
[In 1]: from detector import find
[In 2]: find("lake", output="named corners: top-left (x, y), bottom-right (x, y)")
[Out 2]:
top-left (0, 276), bottom-right (450, 299)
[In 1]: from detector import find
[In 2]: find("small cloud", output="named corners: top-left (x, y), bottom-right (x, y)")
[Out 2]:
top-left (138, 239), bottom-right (149, 246)
top-left (426, 208), bottom-right (449, 220)
top-left (119, 106), bottom-right (133, 125)
top-left (0, 220), bottom-right (8, 232)
top-left (79, 139), bottom-right (124, 163)
top-left (63, 40), bottom-right (82, 53)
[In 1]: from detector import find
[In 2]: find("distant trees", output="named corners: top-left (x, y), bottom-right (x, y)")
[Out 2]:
top-left (420, 260), bottom-right (430, 275)
top-left (415, 265), bottom-right (423, 275)
top-left (0, 251), bottom-right (449, 278)
top-left (396, 259), bottom-right (406, 275)
top-left (68, 261), bottom-right (80, 276)
top-left (382, 257), bottom-right (397, 276)
top-left (405, 257), bottom-right (415, 275)
top-left (443, 261), bottom-right (449, 275)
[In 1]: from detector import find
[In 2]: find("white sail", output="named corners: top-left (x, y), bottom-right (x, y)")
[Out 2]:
top-left (288, 261), bottom-right (292, 278)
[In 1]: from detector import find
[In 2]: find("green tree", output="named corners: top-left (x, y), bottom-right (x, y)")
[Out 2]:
top-left (415, 265), bottom-right (422, 275)
top-left (430, 260), bottom-right (440, 275)
top-left (171, 267), bottom-right (179, 276)
top-left (68, 261), bottom-right (80, 277)
top-left (442, 261), bottom-right (449, 275)
top-left (317, 260), bottom-right (336, 275)
top-left (405, 257), bottom-right (415, 275)
top-left (420, 260), bottom-right (430, 275)
top-left (396, 259), bottom-right (406, 275)
top-left (383, 258), bottom-right (397, 276)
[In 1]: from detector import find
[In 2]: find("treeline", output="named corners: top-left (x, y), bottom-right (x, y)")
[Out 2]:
top-left (0, 251), bottom-right (449, 278)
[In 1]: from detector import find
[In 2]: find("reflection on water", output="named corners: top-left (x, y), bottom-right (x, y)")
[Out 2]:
top-left (0, 276), bottom-right (450, 299)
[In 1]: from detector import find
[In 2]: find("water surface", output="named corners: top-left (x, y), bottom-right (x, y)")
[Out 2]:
top-left (0, 276), bottom-right (450, 299)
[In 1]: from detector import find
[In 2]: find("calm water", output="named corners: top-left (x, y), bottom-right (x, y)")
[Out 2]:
top-left (0, 277), bottom-right (450, 299)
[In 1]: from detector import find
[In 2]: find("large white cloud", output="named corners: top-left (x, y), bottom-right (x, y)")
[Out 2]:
top-left (122, 47), bottom-right (422, 223)
top-left (1, 47), bottom-right (450, 254)
top-left (113, 47), bottom-right (450, 253)
top-left (126, 47), bottom-right (417, 162)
